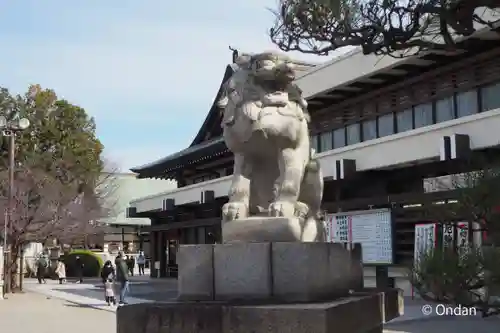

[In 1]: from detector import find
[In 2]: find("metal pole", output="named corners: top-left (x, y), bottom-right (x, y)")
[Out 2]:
top-left (121, 227), bottom-right (125, 252)
top-left (5, 133), bottom-right (14, 294)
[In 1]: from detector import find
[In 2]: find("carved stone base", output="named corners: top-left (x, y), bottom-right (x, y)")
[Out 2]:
top-left (222, 216), bottom-right (323, 243)
top-left (177, 242), bottom-right (363, 302)
top-left (116, 289), bottom-right (403, 333)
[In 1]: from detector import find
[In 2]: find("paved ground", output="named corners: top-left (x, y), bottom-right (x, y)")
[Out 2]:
top-left (0, 292), bottom-right (114, 333)
top-left (23, 276), bottom-right (177, 312)
top-left (18, 277), bottom-right (500, 332)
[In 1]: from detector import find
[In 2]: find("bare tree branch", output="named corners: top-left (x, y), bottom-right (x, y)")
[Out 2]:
top-left (269, 0), bottom-right (500, 57)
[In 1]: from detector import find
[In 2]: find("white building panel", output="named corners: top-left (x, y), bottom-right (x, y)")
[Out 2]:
top-left (317, 108), bottom-right (500, 177)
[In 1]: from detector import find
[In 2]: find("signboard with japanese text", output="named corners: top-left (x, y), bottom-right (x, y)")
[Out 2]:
top-left (325, 209), bottom-right (393, 265)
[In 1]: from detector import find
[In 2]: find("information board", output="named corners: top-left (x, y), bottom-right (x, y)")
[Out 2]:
top-left (325, 209), bottom-right (393, 265)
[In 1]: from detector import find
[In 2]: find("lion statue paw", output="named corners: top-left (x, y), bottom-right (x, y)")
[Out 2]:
top-left (268, 201), bottom-right (296, 218)
top-left (222, 202), bottom-right (249, 222)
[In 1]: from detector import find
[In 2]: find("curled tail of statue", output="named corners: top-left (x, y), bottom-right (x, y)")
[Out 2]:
top-left (298, 149), bottom-right (326, 241)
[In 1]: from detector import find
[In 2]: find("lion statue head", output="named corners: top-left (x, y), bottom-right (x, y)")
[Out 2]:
top-left (218, 51), bottom-right (309, 122)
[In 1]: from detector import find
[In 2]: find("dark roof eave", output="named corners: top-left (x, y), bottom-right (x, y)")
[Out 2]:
top-left (130, 137), bottom-right (228, 175)
top-left (189, 64), bottom-right (237, 147)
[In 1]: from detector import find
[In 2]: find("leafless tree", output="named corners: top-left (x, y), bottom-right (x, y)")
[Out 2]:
top-left (0, 166), bottom-right (114, 289)
top-left (269, 0), bottom-right (500, 57)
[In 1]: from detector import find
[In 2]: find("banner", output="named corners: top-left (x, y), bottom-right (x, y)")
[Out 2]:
top-left (414, 224), bottom-right (437, 264)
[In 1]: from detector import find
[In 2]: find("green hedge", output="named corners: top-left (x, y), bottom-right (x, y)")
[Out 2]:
top-left (64, 250), bottom-right (104, 277)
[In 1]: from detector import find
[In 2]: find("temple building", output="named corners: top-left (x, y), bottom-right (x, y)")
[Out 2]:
top-left (128, 27), bottom-right (500, 293)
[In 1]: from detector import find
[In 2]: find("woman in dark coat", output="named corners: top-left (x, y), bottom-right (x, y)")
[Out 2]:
top-left (36, 256), bottom-right (48, 284)
top-left (101, 260), bottom-right (115, 283)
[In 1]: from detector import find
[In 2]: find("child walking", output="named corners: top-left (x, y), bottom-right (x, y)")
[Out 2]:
top-left (101, 260), bottom-right (116, 306)
top-left (55, 258), bottom-right (66, 284)
top-left (104, 278), bottom-right (117, 306)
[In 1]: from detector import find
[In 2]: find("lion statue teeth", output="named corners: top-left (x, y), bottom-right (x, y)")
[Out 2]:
top-left (218, 51), bottom-right (324, 240)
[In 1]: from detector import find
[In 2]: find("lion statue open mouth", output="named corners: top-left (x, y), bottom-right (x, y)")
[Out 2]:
top-left (218, 51), bottom-right (324, 241)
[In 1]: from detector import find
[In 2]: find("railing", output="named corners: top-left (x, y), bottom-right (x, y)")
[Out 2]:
top-left (131, 176), bottom-right (232, 213)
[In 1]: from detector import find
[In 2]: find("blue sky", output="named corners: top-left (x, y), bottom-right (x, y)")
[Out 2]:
top-left (0, 0), bottom-right (331, 171)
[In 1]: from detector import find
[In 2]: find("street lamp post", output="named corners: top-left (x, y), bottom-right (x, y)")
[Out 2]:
top-left (0, 116), bottom-right (30, 298)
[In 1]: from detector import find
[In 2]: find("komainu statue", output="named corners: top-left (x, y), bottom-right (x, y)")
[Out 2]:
top-left (218, 51), bottom-right (324, 241)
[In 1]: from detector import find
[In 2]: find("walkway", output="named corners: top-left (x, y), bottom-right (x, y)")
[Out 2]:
top-left (21, 277), bottom-right (500, 332)
top-left (22, 276), bottom-right (178, 313)
top-left (0, 292), bottom-right (114, 333)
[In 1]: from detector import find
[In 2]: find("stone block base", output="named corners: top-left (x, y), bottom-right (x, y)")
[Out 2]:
top-left (222, 216), bottom-right (322, 242)
top-left (116, 289), bottom-right (403, 333)
top-left (177, 242), bottom-right (363, 302)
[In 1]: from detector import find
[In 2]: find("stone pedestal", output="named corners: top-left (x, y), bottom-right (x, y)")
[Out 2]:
top-left (117, 221), bottom-right (402, 333)
top-left (222, 216), bottom-right (323, 242)
top-left (177, 242), bottom-right (363, 302)
top-left (116, 289), bottom-right (403, 333)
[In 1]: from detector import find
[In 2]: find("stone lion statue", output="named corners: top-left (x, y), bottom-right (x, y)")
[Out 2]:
top-left (218, 51), bottom-right (324, 236)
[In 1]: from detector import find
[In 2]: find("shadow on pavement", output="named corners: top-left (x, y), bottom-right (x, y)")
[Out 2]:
top-left (384, 314), bottom-right (500, 333)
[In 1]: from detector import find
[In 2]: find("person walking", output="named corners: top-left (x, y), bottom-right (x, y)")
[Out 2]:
top-left (128, 255), bottom-right (135, 276)
top-left (101, 260), bottom-right (116, 306)
top-left (36, 255), bottom-right (48, 284)
top-left (104, 277), bottom-right (117, 306)
top-left (55, 258), bottom-right (66, 284)
top-left (75, 256), bottom-right (84, 283)
top-left (100, 260), bottom-right (115, 284)
top-left (115, 252), bottom-right (130, 305)
top-left (137, 251), bottom-right (146, 276)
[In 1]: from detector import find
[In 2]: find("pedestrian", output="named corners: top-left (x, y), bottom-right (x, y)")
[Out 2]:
top-left (129, 255), bottom-right (135, 276)
top-left (101, 260), bottom-right (116, 306)
top-left (75, 256), bottom-right (84, 283)
top-left (36, 255), bottom-right (48, 284)
top-left (115, 251), bottom-right (130, 305)
top-left (100, 260), bottom-right (115, 284)
top-left (55, 258), bottom-right (66, 284)
top-left (137, 251), bottom-right (146, 276)
top-left (125, 255), bottom-right (132, 276)
top-left (104, 278), bottom-right (117, 306)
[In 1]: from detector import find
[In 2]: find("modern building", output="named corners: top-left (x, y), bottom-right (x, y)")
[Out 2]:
top-left (98, 172), bottom-right (175, 255)
top-left (128, 27), bottom-right (500, 292)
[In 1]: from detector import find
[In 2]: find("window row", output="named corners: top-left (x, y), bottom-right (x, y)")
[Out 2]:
top-left (311, 82), bottom-right (500, 153)
top-left (192, 174), bottom-right (218, 184)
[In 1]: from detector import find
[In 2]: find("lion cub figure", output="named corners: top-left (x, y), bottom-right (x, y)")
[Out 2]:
top-left (218, 51), bottom-right (324, 239)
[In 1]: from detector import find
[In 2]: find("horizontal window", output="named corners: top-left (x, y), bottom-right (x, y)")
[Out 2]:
top-left (378, 113), bottom-right (394, 137)
top-left (310, 135), bottom-right (319, 153)
top-left (320, 131), bottom-right (333, 152)
top-left (396, 108), bottom-right (413, 132)
top-left (333, 127), bottom-right (346, 148)
top-left (362, 119), bottom-right (377, 141)
top-left (414, 103), bottom-right (433, 128)
top-left (481, 83), bottom-right (500, 112)
top-left (435, 97), bottom-right (455, 123)
top-left (456, 90), bottom-right (478, 118)
top-left (346, 123), bottom-right (361, 145)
